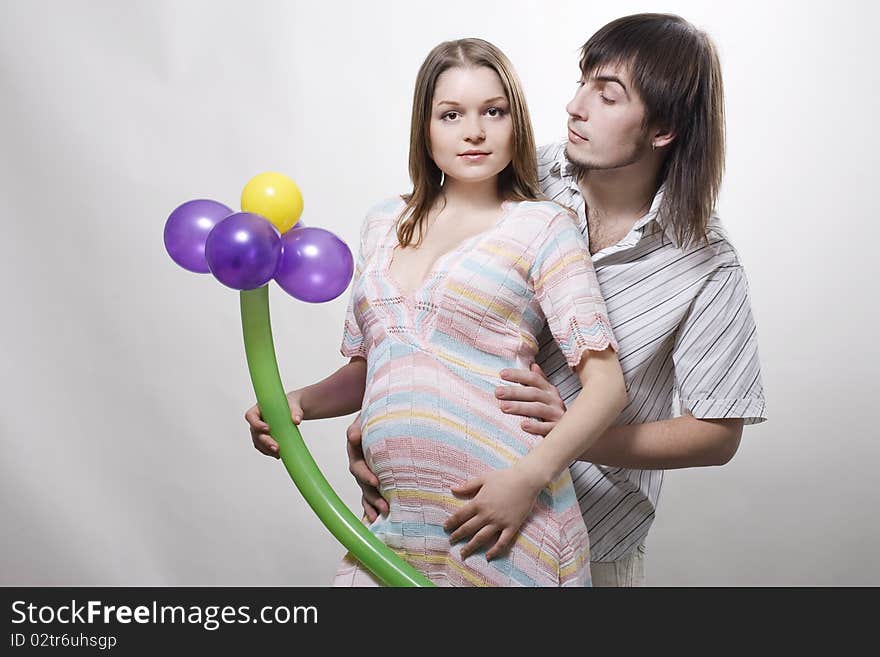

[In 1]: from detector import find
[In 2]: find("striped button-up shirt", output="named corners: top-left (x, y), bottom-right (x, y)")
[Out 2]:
top-left (535, 142), bottom-right (767, 562)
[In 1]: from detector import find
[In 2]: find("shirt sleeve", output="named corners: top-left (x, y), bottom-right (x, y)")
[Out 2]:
top-left (673, 263), bottom-right (767, 425)
top-left (339, 209), bottom-right (377, 359)
top-left (528, 209), bottom-right (618, 370)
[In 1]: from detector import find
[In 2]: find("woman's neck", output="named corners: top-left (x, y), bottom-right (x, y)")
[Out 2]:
top-left (439, 176), bottom-right (503, 211)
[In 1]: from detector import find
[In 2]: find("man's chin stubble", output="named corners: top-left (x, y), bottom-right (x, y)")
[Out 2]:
top-left (565, 144), bottom-right (650, 180)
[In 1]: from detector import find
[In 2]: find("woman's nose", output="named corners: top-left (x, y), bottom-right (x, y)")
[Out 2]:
top-left (464, 117), bottom-right (486, 142)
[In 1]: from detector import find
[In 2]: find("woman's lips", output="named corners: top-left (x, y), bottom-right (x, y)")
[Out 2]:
top-left (459, 151), bottom-right (490, 161)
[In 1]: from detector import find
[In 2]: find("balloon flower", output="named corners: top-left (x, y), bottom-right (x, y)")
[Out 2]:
top-left (164, 172), bottom-right (433, 587)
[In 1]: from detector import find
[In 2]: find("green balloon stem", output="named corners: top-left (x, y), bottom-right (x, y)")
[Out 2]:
top-left (239, 286), bottom-right (434, 587)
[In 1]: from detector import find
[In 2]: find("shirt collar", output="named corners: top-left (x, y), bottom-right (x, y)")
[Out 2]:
top-left (642, 186), bottom-right (682, 249)
top-left (552, 145), bottom-right (578, 180)
top-left (553, 146), bottom-right (680, 249)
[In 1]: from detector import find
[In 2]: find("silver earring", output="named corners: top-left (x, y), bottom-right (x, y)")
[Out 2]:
top-left (652, 143), bottom-right (656, 152)
top-left (440, 171), bottom-right (445, 186)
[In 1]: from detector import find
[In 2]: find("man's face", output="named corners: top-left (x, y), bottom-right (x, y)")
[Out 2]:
top-left (565, 64), bottom-right (652, 170)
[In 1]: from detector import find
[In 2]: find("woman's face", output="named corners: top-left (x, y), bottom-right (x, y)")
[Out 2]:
top-left (428, 66), bottom-right (514, 186)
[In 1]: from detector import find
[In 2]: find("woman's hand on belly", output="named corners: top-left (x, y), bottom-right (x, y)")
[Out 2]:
top-left (443, 463), bottom-right (547, 561)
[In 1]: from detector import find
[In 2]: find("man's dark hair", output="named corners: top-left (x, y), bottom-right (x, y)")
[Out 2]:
top-left (581, 13), bottom-right (725, 246)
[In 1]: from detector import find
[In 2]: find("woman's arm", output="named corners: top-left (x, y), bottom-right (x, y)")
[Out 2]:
top-left (514, 347), bottom-right (627, 486)
top-left (246, 357), bottom-right (367, 457)
top-left (298, 357), bottom-right (368, 420)
top-left (443, 347), bottom-right (627, 560)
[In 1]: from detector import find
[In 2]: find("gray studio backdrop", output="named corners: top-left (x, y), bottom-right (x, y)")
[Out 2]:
top-left (1, 0), bottom-right (876, 586)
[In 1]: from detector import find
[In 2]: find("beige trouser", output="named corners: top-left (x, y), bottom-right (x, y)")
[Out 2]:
top-left (589, 542), bottom-right (647, 587)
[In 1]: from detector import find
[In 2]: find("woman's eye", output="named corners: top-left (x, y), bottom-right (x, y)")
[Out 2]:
top-left (486, 107), bottom-right (506, 117)
top-left (575, 80), bottom-right (584, 86)
top-left (442, 111), bottom-right (460, 120)
top-left (600, 94), bottom-right (615, 104)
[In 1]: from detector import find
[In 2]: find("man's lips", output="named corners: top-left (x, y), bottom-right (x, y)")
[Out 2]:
top-left (568, 127), bottom-right (588, 142)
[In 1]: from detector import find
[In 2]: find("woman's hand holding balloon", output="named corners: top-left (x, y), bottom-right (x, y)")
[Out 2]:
top-left (245, 390), bottom-right (306, 459)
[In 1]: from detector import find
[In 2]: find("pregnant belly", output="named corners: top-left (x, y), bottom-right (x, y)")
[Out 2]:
top-left (360, 387), bottom-right (537, 490)
top-left (360, 344), bottom-right (540, 484)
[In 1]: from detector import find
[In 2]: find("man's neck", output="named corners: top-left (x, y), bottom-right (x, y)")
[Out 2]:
top-left (575, 165), bottom-right (660, 255)
top-left (577, 168), bottom-right (658, 228)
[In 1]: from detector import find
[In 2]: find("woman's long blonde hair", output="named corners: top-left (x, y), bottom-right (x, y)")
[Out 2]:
top-left (398, 38), bottom-right (542, 248)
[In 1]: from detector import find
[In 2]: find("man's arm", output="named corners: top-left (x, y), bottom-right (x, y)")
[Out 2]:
top-left (578, 414), bottom-right (742, 469)
top-left (496, 364), bottom-right (743, 469)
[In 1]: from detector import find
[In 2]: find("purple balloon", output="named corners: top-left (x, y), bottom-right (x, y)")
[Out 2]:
top-left (274, 227), bottom-right (354, 303)
top-left (164, 199), bottom-right (233, 273)
top-left (205, 212), bottom-right (281, 290)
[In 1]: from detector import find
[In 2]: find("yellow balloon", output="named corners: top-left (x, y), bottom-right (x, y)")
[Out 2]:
top-left (241, 172), bottom-right (304, 233)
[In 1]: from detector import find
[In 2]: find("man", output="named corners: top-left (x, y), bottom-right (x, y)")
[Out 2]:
top-left (250, 13), bottom-right (766, 586)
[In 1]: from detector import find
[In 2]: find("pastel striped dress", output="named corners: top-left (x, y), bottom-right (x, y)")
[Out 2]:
top-left (333, 197), bottom-right (617, 587)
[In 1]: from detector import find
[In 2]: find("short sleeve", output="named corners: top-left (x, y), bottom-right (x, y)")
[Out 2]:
top-left (339, 207), bottom-right (382, 359)
top-left (528, 210), bottom-right (618, 370)
top-left (340, 276), bottom-right (367, 359)
top-left (673, 264), bottom-right (767, 425)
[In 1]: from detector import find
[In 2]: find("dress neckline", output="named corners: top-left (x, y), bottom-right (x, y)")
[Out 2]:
top-left (383, 200), bottom-right (515, 298)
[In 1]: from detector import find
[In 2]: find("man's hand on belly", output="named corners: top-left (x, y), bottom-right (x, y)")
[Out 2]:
top-left (346, 412), bottom-right (389, 522)
top-left (495, 363), bottom-right (566, 436)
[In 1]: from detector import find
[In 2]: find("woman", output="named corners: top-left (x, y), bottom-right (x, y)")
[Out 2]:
top-left (246, 38), bottom-right (626, 586)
